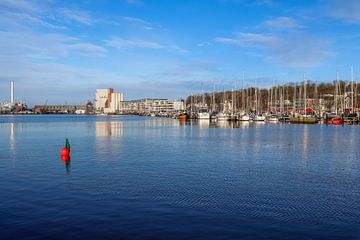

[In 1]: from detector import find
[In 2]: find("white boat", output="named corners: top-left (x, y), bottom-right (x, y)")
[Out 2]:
top-left (197, 111), bottom-right (210, 119)
top-left (240, 115), bottom-right (250, 121)
top-left (217, 112), bottom-right (230, 121)
top-left (254, 115), bottom-right (266, 121)
top-left (267, 114), bottom-right (279, 123)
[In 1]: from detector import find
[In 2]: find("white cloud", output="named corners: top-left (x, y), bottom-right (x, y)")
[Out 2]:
top-left (220, 0), bottom-right (279, 7)
top-left (57, 8), bottom-right (92, 25)
top-left (0, 0), bottom-right (41, 13)
top-left (121, 16), bottom-right (149, 25)
top-left (1, 12), bottom-right (66, 30)
top-left (326, 0), bottom-right (360, 24)
top-left (263, 16), bottom-right (302, 31)
top-left (215, 32), bottom-right (278, 48)
top-left (0, 59), bottom-right (120, 104)
top-left (215, 32), bottom-right (334, 67)
top-left (105, 37), bottom-right (188, 55)
top-left (168, 45), bottom-right (188, 54)
top-left (105, 37), bottom-right (163, 49)
top-left (120, 16), bottom-right (154, 30)
top-left (67, 43), bottom-right (107, 57)
top-left (0, 31), bottom-right (106, 59)
top-left (126, 0), bottom-right (142, 5)
top-left (197, 42), bottom-right (211, 47)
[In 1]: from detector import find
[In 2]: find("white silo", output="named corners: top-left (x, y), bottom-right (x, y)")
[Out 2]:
top-left (10, 80), bottom-right (14, 103)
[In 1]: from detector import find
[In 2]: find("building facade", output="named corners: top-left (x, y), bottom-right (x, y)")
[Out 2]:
top-left (95, 88), bottom-right (124, 114)
top-left (121, 99), bottom-right (184, 114)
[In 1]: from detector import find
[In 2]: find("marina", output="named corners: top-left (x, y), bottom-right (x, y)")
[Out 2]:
top-left (2, 0), bottom-right (360, 239)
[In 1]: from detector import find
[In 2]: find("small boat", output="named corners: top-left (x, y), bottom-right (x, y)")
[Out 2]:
top-left (329, 117), bottom-right (343, 125)
top-left (267, 114), bottom-right (279, 123)
top-left (254, 114), bottom-right (266, 121)
top-left (178, 112), bottom-right (188, 120)
top-left (279, 114), bottom-right (290, 123)
top-left (290, 114), bottom-right (318, 124)
top-left (239, 114), bottom-right (250, 121)
top-left (217, 112), bottom-right (230, 121)
top-left (197, 109), bottom-right (210, 119)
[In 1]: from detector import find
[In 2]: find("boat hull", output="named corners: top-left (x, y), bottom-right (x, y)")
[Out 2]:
top-left (290, 116), bottom-right (318, 124)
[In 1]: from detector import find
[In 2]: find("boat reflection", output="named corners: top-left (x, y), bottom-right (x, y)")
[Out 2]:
top-left (198, 119), bottom-right (210, 128)
top-left (179, 120), bottom-right (264, 128)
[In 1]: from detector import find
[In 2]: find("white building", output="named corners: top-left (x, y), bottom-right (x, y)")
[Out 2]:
top-left (121, 99), bottom-right (184, 113)
top-left (95, 88), bottom-right (124, 114)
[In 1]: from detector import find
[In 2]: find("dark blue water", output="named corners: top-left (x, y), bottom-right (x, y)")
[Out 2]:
top-left (1, 115), bottom-right (359, 239)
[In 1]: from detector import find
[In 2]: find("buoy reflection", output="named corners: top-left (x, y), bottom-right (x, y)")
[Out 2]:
top-left (61, 155), bottom-right (71, 174)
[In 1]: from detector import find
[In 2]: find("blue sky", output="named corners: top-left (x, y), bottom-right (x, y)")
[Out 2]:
top-left (0, 0), bottom-right (360, 105)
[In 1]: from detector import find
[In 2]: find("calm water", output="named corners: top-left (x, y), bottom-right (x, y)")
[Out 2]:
top-left (1, 115), bottom-right (359, 239)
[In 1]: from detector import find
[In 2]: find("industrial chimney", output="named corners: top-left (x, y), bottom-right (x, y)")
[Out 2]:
top-left (10, 80), bottom-right (14, 104)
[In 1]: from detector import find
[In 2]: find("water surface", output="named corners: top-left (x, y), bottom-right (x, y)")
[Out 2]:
top-left (0, 115), bottom-right (359, 239)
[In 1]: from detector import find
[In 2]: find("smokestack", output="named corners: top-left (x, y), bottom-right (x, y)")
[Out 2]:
top-left (10, 80), bottom-right (14, 104)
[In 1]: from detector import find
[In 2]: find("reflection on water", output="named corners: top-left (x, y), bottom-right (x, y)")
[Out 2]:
top-left (182, 120), bottom-right (268, 129)
top-left (10, 123), bottom-right (15, 153)
top-left (61, 156), bottom-right (71, 174)
top-left (198, 119), bottom-right (210, 128)
top-left (8, 122), bottom-right (24, 157)
top-left (96, 121), bottom-right (124, 137)
top-left (1, 116), bottom-right (360, 240)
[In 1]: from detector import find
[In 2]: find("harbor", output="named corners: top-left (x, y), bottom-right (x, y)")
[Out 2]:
top-left (2, 74), bottom-right (360, 126)
top-left (2, 0), bottom-right (360, 239)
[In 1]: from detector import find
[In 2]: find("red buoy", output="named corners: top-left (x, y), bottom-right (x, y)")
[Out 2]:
top-left (61, 154), bottom-right (70, 161)
top-left (61, 147), bottom-right (70, 156)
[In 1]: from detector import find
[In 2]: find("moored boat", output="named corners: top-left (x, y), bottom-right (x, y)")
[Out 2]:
top-left (178, 111), bottom-right (188, 120)
top-left (239, 114), bottom-right (250, 121)
top-left (290, 114), bottom-right (318, 124)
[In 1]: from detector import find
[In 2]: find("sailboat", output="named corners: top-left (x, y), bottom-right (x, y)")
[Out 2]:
top-left (290, 74), bottom-right (318, 124)
top-left (253, 85), bottom-right (265, 121)
top-left (238, 76), bottom-right (251, 121)
top-left (217, 86), bottom-right (230, 121)
top-left (197, 83), bottom-right (210, 120)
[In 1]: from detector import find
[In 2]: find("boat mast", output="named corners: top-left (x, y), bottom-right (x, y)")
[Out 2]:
top-left (280, 86), bottom-right (284, 113)
top-left (270, 87), bottom-right (273, 113)
top-left (293, 83), bottom-right (296, 114)
top-left (351, 66), bottom-right (354, 113)
top-left (190, 93), bottom-right (193, 117)
top-left (233, 81), bottom-right (237, 114)
top-left (314, 82), bottom-right (318, 114)
top-left (231, 88), bottom-right (234, 114)
top-left (267, 89), bottom-right (270, 112)
top-left (303, 74), bottom-right (307, 115)
top-left (255, 81), bottom-right (258, 114)
top-left (241, 72), bottom-right (245, 113)
top-left (356, 82), bottom-right (358, 114)
top-left (274, 85), bottom-right (277, 113)
top-left (223, 84), bottom-right (226, 113)
top-left (201, 82), bottom-right (205, 109)
top-left (335, 71), bottom-right (339, 115)
top-left (212, 81), bottom-right (215, 113)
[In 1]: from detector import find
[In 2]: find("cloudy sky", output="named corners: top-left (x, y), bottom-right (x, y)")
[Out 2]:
top-left (0, 0), bottom-right (359, 105)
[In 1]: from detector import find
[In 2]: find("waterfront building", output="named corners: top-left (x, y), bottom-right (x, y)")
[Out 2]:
top-left (95, 88), bottom-right (124, 114)
top-left (120, 99), bottom-right (184, 114)
top-left (33, 105), bottom-right (85, 114)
